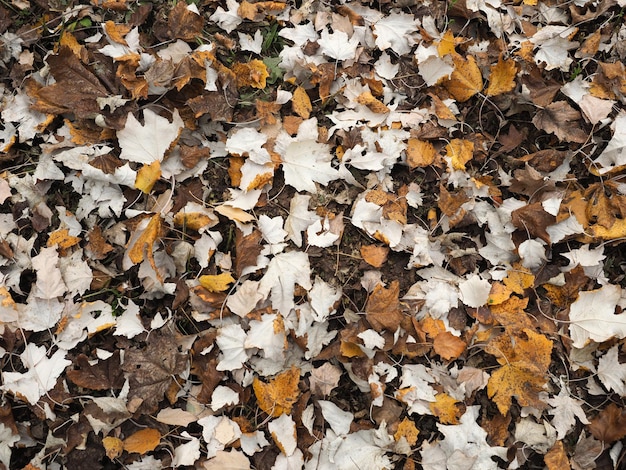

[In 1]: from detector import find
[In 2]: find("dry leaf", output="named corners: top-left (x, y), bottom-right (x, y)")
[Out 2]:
top-left (253, 366), bottom-right (300, 417)
top-left (430, 393), bottom-right (463, 424)
top-left (406, 138), bottom-right (437, 168)
top-left (532, 101), bottom-right (588, 143)
top-left (544, 441), bottom-right (570, 470)
top-left (365, 281), bottom-right (404, 332)
top-left (232, 60), bottom-right (269, 89)
top-left (360, 244), bottom-right (389, 268)
top-left (102, 436), bottom-right (124, 460)
top-left (486, 56), bottom-right (518, 96)
top-left (394, 418), bottom-right (419, 445)
top-left (433, 331), bottom-right (466, 360)
top-left (589, 403), bottom-right (626, 443)
top-left (443, 53), bottom-right (483, 102)
top-left (356, 91), bottom-right (390, 114)
top-left (445, 139), bottom-right (474, 170)
top-left (292, 86), bottom-right (312, 119)
top-left (198, 273), bottom-right (235, 293)
top-left (47, 229), bottom-right (80, 254)
top-left (123, 428), bottom-right (161, 454)
top-left (135, 161), bottom-right (161, 194)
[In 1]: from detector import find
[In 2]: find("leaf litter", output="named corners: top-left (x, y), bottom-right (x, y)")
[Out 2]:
top-left (1, 0), bottom-right (626, 469)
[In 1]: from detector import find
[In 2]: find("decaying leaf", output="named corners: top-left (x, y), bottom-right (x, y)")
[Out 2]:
top-left (365, 281), bottom-right (404, 332)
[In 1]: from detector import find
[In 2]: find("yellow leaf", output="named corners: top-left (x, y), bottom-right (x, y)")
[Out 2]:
top-left (102, 436), bottom-right (124, 460)
top-left (486, 56), bottom-right (518, 97)
top-left (502, 263), bottom-right (534, 294)
top-left (444, 53), bottom-right (483, 102)
top-left (292, 86), bottom-right (312, 119)
top-left (232, 59), bottom-right (269, 89)
top-left (437, 30), bottom-right (456, 57)
top-left (128, 214), bottom-right (162, 265)
top-left (253, 366), bottom-right (300, 417)
top-left (487, 282), bottom-right (513, 306)
top-left (430, 393), bottom-right (462, 424)
top-left (406, 138), bottom-right (436, 168)
top-left (487, 364), bottom-right (547, 415)
top-left (199, 273), bottom-right (235, 292)
top-left (445, 139), bottom-right (474, 170)
top-left (122, 428), bottom-right (161, 454)
top-left (394, 418), bottom-right (419, 445)
top-left (135, 161), bottom-right (161, 193)
top-left (214, 204), bottom-right (256, 223)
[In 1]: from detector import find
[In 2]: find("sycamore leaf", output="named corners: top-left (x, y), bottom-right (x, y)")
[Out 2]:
top-left (429, 393), bottom-right (463, 424)
top-left (317, 29), bottom-right (359, 61)
top-left (117, 109), bottom-right (184, 164)
top-left (532, 101), bottom-right (588, 143)
top-left (252, 366), bottom-right (300, 417)
top-left (486, 56), bottom-right (518, 96)
top-left (373, 11), bottom-right (416, 56)
top-left (547, 386), bottom-right (589, 439)
top-left (568, 284), bottom-right (626, 348)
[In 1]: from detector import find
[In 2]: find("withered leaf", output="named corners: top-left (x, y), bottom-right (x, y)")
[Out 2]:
top-left (235, 229), bottom-right (263, 277)
top-left (168, 0), bottom-right (204, 41)
top-left (122, 328), bottom-right (187, 414)
top-left (511, 202), bottom-right (556, 243)
top-left (33, 47), bottom-right (109, 119)
top-left (365, 280), bottom-right (404, 332)
top-left (589, 403), bottom-right (626, 443)
top-left (67, 352), bottom-right (124, 391)
top-left (532, 101), bottom-right (588, 143)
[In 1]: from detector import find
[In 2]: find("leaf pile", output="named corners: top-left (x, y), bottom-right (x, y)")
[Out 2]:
top-left (1, 0), bottom-right (626, 469)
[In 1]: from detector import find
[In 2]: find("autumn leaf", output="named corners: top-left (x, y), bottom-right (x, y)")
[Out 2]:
top-left (135, 161), bottom-right (161, 194)
top-left (365, 281), bottom-right (404, 332)
top-left (430, 393), bottom-right (463, 424)
top-left (199, 273), bottom-right (235, 293)
top-left (292, 86), bottom-right (312, 119)
top-left (394, 418), bottom-right (419, 446)
top-left (544, 441), bottom-right (570, 470)
top-left (360, 244), bottom-right (389, 268)
top-left (232, 60), bottom-right (269, 89)
top-left (589, 403), bottom-right (626, 443)
top-left (433, 331), bottom-right (466, 361)
top-left (445, 139), bottom-right (474, 170)
top-left (486, 56), bottom-right (518, 96)
top-left (123, 428), bottom-right (161, 454)
top-left (532, 101), bottom-right (588, 143)
top-left (253, 366), bottom-right (300, 417)
top-left (443, 53), bottom-right (483, 102)
top-left (406, 138), bottom-right (437, 168)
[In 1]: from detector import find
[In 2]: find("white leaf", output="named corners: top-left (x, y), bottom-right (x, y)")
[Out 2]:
top-left (209, 0), bottom-right (242, 33)
top-left (373, 12), bottom-right (416, 56)
top-left (226, 280), bottom-right (264, 317)
top-left (547, 385), bottom-right (589, 439)
top-left (31, 247), bottom-right (66, 299)
top-left (244, 314), bottom-right (286, 361)
top-left (309, 276), bottom-right (342, 322)
top-left (225, 127), bottom-right (271, 164)
top-left (317, 29), bottom-right (359, 61)
top-left (59, 249), bottom-right (93, 296)
top-left (598, 345), bottom-right (626, 395)
top-left (172, 432), bottom-right (200, 467)
top-left (593, 111), bottom-right (626, 174)
top-left (518, 239), bottom-right (547, 269)
top-left (211, 385), bottom-right (240, 412)
top-left (285, 194), bottom-right (318, 247)
top-left (1, 344), bottom-right (71, 405)
top-left (280, 139), bottom-right (340, 192)
top-left (216, 324), bottom-right (248, 371)
top-left (458, 274), bottom-right (491, 308)
top-left (114, 300), bottom-right (146, 339)
top-left (117, 109), bottom-right (184, 163)
top-left (569, 284), bottom-right (626, 348)
top-left (319, 400), bottom-right (353, 436)
top-left (258, 251), bottom-right (312, 315)
top-left (268, 414), bottom-right (298, 456)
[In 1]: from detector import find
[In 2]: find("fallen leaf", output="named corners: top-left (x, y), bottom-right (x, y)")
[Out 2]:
top-left (168, 0), bottom-right (204, 41)
top-left (486, 56), bottom-right (518, 96)
top-left (544, 441), bottom-right (570, 470)
top-left (443, 53), bottom-right (483, 102)
top-left (430, 393), bottom-right (463, 424)
top-left (365, 281), bottom-right (404, 332)
top-left (253, 366), bottom-right (301, 417)
top-left (445, 139), bottom-right (474, 170)
top-left (292, 86), bottom-right (312, 119)
top-left (532, 101), bottom-right (588, 143)
top-left (589, 403), bottom-right (626, 443)
top-left (123, 428), bottom-right (161, 454)
top-left (360, 244), bottom-right (389, 268)
top-left (199, 273), bottom-right (235, 292)
top-left (433, 332), bottom-right (466, 361)
top-left (66, 352), bottom-right (124, 391)
top-left (134, 161), bottom-right (161, 193)
top-left (102, 436), bottom-right (124, 460)
top-left (406, 138), bottom-right (437, 168)
top-left (233, 60), bottom-right (269, 89)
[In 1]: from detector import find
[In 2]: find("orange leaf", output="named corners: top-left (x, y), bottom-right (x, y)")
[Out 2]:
top-left (433, 331), bottom-right (466, 360)
top-left (437, 30), bottom-right (456, 57)
top-left (489, 296), bottom-right (534, 332)
top-left (406, 138), bottom-right (436, 168)
top-left (122, 428), bottom-right (161, 454)
top-left (360, 244), bottom-right (389, 268)
top-left (430, 393), bottom-right (462, 424)
top-left (173, 211), bottom-right (216, 231)
top-left (444, 53), bottom-right (483, 102)
top-left (135, 161), bottom-right (161, 193)
top-left (486, 56), bottom-right (518, 97)
top-left (487, 282), bottom-right (513, 306)
top-left (445, 139), bottom-right (474, 170)
top-left (544, 441), bottom-right (570, 470)
top-left (487, 364), bottom-right (547, 415)
top-left (394, 418), bottom-right (419, 445)
top-left (127, 214), bottom-right (162, 276)
top-left (292, 86), bottom-right (312, 119)
top-left (232, 60), bottom-right (269, 89)
top-left (503, 264), bottom-right (534, 294)
top-left (253, 366), bottom-right (300, 417)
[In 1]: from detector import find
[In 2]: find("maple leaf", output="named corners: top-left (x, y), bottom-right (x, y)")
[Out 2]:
top-left (443, 53), bottom-right (483, 102)
top-left (317, 29), bottom-right (359, 61)
top-left (117, 109), bottom-right (184, 164)
top-left (547, 385), bottom-right (589, 439)
top-left (258, 251), bottom-right (312, 315)
top-left (122, 328), bottom-right (187, 414)
top-left (373, 11), bottom-right (416, 55)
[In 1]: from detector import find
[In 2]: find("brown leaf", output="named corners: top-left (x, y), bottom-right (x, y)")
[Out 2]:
top-left (366, 281), bottom-right (404, 333)
top-left (33, 47), bottom-right (109, 119)
top-left (517, 149), bottom-right (570, 173)
top-left (532, 101), bottom-right (588, 143)
top-left (168, 0), bottom-right (203, 41)
top-left (360, 244), bottom-right (389, 268)
top-left (235, 229), bottom-right (263, 277)
top-left (520, 68), bottom-right (560, 107)
top-left (433, 331), bottom-right (466, 361)
top-left (122, 328), bottom-right (187, 414)
top-left (85, 226), bottom-right (114, 261)
top-left (511, 202), bottom-right (556, 243)
top-left (67, 352), bottom-right (124, 391)
top-left (589, 403), bottom-right (626, 443)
